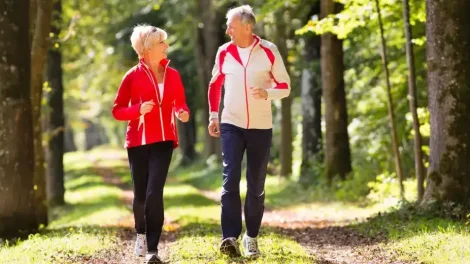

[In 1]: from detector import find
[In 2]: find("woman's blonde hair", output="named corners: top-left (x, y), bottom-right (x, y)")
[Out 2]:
top-left (130, 24), bottom-right (167, 58)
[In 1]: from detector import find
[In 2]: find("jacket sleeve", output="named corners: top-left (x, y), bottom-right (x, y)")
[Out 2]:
top-left (173, 71), bottom-right (190, 116)
top-left (208, 46), bottom-right (225, 120)
top-left (266, 44), bottom-right (291, 100)
top-left (111, 70), bottom-right (142, 121)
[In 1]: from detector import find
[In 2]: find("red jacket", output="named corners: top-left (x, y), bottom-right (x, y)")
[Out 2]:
top-left (112, 59), bottom-right (189, 149)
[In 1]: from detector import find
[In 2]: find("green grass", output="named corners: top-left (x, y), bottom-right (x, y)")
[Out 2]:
top-left (0, 149), bottom-right (132, 264)
top-left (354, 206), bottom-right (470, 264)
top-left (163, 182), bottom-right (315, 263)
top-left (4, 147), bottom-right (469, 264)
top-left (0, 148), bottom-right (316, 263)
top-left (173, 161), bottom-right (382, 220)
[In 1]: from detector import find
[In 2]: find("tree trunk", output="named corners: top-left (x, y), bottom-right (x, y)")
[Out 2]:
top-left (300, 32), bottom-right (322, 184)
top-left (375, 0), bottom-right (405, 199)
top-left (402, 0), bottom-right (425, 202)
top-left (0, 0), bottom-right (38, 237)
top-left (320, 0), bottom-right (352, 182)
top-left (177, 118), bottom-right (197, 166)
top-left (46, 0), bottom-right (65, 206)
top-left (84, 120), bottom-right (106, 150)
top-left (64, 125), bottom-right (77, 152)
top-left (422, 0), bottom-right (470, 204)
top-left (31, 0), bottom-right (54, 227)
top-left (275, 32), bottom-right (293, 177)
top-left (195, 0), bottom-right (226, 161)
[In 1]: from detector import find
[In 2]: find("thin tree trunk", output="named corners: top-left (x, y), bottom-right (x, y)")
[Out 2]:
top-left (0, 0), bottom-right (38, 237)
top-left (196, 0), bottom-right (225, 161)
top-left (46, 0), bottom-right (65, 206)
top-left (177, 118), bottom-right (197, 166)
top-left (375, 0), bottom-right (405, 199)
top-left (195, 25), bottom-right (217, 159)
top-left (300, 33), bottom-right (322, 184)
top-left (402, 0), bottom-right (425, 202)
top-left (31, 0), bottom-right (54, 226)
top-left (64, 125), bottom-right (77, 152)
top-left (422, 0), bottom-right (470, 205)
top-left (276, 33), bottom-right (293, 177)
top-left (320, 0), bottom-right (352, 182)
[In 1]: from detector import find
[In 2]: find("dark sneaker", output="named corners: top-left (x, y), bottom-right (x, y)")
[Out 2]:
top-left (219, 237), bottom-right (241, 257)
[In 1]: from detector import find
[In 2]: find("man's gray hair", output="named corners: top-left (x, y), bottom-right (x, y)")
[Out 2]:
top-left (226, 5), bottom-right (256, 27)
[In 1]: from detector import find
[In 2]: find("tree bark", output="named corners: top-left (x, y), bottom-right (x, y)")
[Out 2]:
top-left (195, 0), bottom-right (226, 161)
top-left (0, 0), bottom-right (38, 237)
top-left (300, 33), bottom-right (322, 183)
top-left (320, 0), bottom-right (352, 182)
top-left (64, 124), bottom-right (77, 152)
top-left (402, 0), bottom-right (425, 202)
top-left (375, 0), bottom-right (405, 199)
top-left (31, 0), bottom-right (54, 227)
top-left (177, 118), bottom-right (197, 166)
top-left (46, 0), bottom-right (65, 206)
top-left (422, 0), bottom-right (470, 204)
top-left (274, 25), bottom-right (293, 177)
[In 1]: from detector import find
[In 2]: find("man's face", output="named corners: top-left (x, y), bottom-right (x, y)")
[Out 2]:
top-left (225, 15), bottom-right (249, 44)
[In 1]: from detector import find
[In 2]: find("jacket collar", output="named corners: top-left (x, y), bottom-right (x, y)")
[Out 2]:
top-left (226, 34), bottom-right (261, 66)
top-left (139, 58), bottom-right (170, 70)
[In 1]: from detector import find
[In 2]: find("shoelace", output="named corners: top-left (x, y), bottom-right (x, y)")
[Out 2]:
top-left (137, 235), bottom-right (146, 244)
top-left (247, 239), bottom-right (258, 252)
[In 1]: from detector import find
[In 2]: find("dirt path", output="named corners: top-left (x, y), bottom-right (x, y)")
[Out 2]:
top-left (198, 189), bottom-right (417, 264)
top-left (81, 157), bottom-right (179, 264)
top-left (84, 152), bottom-right (415, 264)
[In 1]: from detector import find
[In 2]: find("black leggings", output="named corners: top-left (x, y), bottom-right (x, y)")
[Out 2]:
top-left (127, 140), bottom-right (174, 253)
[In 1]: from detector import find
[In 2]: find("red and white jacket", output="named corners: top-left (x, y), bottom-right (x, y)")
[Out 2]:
top-left (208, 35), bottom-right (290, 129)
top-left (112, 59), bottom-right (189, 149)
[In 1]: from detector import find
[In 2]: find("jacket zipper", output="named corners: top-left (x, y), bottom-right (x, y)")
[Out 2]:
top-left (142, 63), bottom-right (167, 141)
top-left (243, 45), bottom-right (256, 129)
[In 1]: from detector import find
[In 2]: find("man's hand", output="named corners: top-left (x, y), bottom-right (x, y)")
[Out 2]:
top-left (208, 118), bottom-right (220, 137)
top-left (139, 100), bottom-right (155, 115)
top-left (250, 87), bottom-right (268, 100)
top-left (177, 110), bottom-right (190, 123)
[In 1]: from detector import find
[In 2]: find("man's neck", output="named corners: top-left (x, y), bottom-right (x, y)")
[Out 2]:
top-left (236, 35), bottom-right (255, 48)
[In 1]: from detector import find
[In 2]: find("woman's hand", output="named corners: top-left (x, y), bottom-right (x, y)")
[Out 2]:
top-left (177, 110), bottom-right (190, 122)
top-left (139, 100), bottom-right (155, 115)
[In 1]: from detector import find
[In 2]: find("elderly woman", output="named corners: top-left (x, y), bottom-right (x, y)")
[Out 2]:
top-left (112, 24), bottom-right (190, 263)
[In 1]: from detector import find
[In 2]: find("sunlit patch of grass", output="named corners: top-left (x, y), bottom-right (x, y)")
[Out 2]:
top-left (171, 161), bottom-right (381, 222)
top-left (164, 184), bottom-right (220, 223)
top-left (163, 166), bottom-right (316, 263)
top-left (0, 149), bottom-right (132, 263)
top-left (0, 226), bottom-right (118, 264)
top-left (355, 209), bottom-right (470, 264)
top-left (168, 216), bottom-right (315, 264)
top-left (165, 184), bottom-right (315, 264)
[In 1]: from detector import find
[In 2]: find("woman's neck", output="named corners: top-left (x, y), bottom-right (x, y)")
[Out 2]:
top-left (143, 57), bottom-right (163, 70)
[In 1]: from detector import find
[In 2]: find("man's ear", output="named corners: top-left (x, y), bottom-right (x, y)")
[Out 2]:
top-left (245, 24), bottom-right (252, 33)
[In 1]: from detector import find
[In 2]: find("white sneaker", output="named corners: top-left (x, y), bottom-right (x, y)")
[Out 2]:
top-left (242, 233), bottom-right (260, 258)
top-left (134, 233), bottom-right (146, 256)
top-left (145, 252), bottom-right (163, 263)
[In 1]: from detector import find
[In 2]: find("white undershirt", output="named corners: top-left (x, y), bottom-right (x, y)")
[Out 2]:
top-left (158, 83), bottom-right (164, 99)
top-left (237, 41), bottom-right (255, 67)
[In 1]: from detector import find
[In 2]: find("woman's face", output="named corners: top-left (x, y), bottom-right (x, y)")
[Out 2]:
top-left (148, 40), bottom-right (169, 61)
top-left (144, 30), bottom-right (169, 62)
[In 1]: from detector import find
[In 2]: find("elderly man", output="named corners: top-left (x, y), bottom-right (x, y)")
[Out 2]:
top-left (207, 5), bottom-right (291, 258)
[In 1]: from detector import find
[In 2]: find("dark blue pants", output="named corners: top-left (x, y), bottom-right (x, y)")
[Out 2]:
top-left (127, 141), bottom-right (174, 253)
top-left (220, 123), bottom-right (272, 239)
